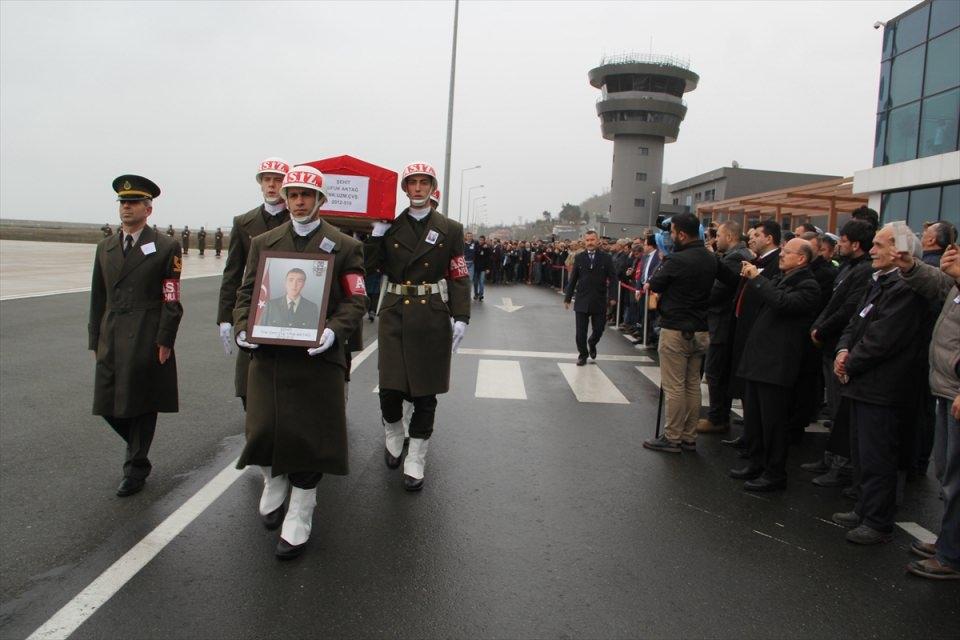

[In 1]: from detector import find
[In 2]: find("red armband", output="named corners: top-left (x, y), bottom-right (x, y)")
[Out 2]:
top-left (162, 279), bottom-right (180, 302)
top-left (341, 273), bottom-right (367, 297)
top-left (448, 255), bottom-right (469, 279)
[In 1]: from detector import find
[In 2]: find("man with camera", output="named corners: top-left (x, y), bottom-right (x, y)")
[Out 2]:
top-left (642, 213), bottom-right (716, 453)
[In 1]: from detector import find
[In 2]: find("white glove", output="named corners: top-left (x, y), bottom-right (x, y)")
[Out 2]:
top-left (236, 330), bottom-right (258, 350)
top-left (307, 328), bottom-right (336, 356)
top-left (451, 320), bottom-right (467, 353)
top-left (371, 222), bottom-right (392, 237)
top-left (219, 322), bottom-right (234, 355)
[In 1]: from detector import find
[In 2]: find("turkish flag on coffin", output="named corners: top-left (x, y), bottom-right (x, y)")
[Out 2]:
top-left (305, 155), bottom-right (398, 224)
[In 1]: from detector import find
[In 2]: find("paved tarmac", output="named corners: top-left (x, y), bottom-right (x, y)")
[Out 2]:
top-left (0, 273), bottom-right (956, 639)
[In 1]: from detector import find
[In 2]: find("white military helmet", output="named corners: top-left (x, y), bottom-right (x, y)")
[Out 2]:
top-left (281, 165), bottom-right (328, 220)
top-left (255, 157), bottom-right (290, 183)
top-left (429, 188), bottom-right (440, 207)
top-left (400, 162), bottom-right (438, 190)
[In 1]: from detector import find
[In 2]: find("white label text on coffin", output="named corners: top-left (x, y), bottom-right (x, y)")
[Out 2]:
top-left (319, 174), bottom-right (370, 214)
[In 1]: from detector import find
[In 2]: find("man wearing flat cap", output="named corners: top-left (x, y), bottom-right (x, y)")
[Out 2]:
top-left (88, 175), bottom-right (183, 497)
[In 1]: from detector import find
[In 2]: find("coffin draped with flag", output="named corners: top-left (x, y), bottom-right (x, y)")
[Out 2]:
top-left (304, 155), bottom-right (398, 232)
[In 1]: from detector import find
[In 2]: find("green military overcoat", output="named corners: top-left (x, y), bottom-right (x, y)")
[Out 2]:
top-left (217, 205), bottom-right (290, 398)
top-left (88, 226), bottom-right (183, 417)
top-left (233, 220), bottom-right (367, 476)
top-left (364, 209), bottom-right (471, 397)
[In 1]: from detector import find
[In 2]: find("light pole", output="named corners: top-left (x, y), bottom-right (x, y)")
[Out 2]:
top-left (441, 0), bottom-right (460, 216)
top-left (469, 195), bottom-right (486, 229)
top-left (467, 185), bottom-right (484, 225)
top-left (458, 165), bottom-right (481, 221)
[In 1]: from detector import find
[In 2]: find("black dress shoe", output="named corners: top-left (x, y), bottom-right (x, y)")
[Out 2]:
top-left (384, 448), bottom-right (401, 469)
top-left (744, 477), bottom-right (786, 492)
top-left (721, 436), bottom-right (748, 449)
top-left (588, 344), bottom-right (597, 360)
top-left (116, 477), bottom-right (145, 497)
top-left (729, 466), bottom-right (763, 480)
top-left (262, 505), bottom-right (284, 530)
top-left (576, 356), bottom-right (587, 366)
top-left (275, 537), bottom-right (307, 560)
top-left (403, 475), bottom-right (424, 492)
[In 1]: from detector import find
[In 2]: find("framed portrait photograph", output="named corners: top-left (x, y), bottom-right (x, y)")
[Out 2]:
top-left (247, 251), bottom-right (334, 347)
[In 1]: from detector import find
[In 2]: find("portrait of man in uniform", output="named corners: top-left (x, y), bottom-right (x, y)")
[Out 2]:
top-left (248, 253), bottom-right (333, 346)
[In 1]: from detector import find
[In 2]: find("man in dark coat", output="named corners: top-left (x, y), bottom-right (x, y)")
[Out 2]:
top-left (564, 229), bottom-right (616, 366)
top-left (728, 238), bottom-right (821, 491)
top-left (214, 227), bottom-right (224, 257)
top-left (474, 235), bottom-right (491, 300)
top-left (804, 220), bottom-right (876, 486)
top-left (166, 224), bottom-right (175, 239)
top-left (181, 226), bottom-right (190, 255)
top-left (197, 226), bottom-right (206, 257)
top-left (89, 175), bottom-right (182, 497)
top-left (365, 162), bottom-right (471, 492)
top-left (831, 224), bottom-right (927, 545)
top-left (234, 165), bottom-right (367, 559)
top-left (717, 220), bottom-right (782, 450)
top-left (216, 157), bottom-right (290, 408)
top-left (699, 220), bottom-right (752, 434)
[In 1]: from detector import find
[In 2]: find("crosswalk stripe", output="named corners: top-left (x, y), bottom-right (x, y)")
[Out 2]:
top-left (475, 359), bottom-right (527, 399)
top-left (557, 363), bottom-right (630, 404)
top-left (457, 347), bottom-right (651, 363)
top-left (896, 522), bottom-right (937, 544)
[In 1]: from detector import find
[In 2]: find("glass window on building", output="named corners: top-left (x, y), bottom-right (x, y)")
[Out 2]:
top-left (890, 44), bottom-right (925, 106)
top-left (919, 87), bottom-right (960, 157)
top-left (930, 0), bottom-right (960, 38)
top-left (877, 60), bottom-right (892, 111)
top-left (894, 3), bottom-right (930, 55)
top-left (908, 186), bottom-right (941, 232)
top-left (885, 101), bottom-right (921, 163)
top-left (873, 111), bottom-right (888, 167)
top-left (941, 183), bottom-right (960, 226)
top-left (924, 28), bottom-right (960, 96)
top-left (635, 172), bottom-right (647, 182)
top-left (634, 198), bottom-right (645, 208)
top-left (638, 147), bottom-right (649, 156)
top-left (881, 190), bottom-right (909, 223)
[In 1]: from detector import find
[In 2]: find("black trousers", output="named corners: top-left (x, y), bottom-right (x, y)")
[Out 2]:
top-left (743, 380), bottom-right (792, 482)
top-left (827, 396), bottom-right (851, 458)
top-left (575, 311), bottom-right (606, 357)
top-left (786, 368), bottom-right (822, 440)
top-left (705, 341), bottom-right (733, 425)
top-left (850, 400), bottom-right (900, 533)
top-left (289, 472), bottom-right (322, 489)
top-left (379, 389), bottom-right (438, 439)
top-left (105, 413), bottom-right (157, 480)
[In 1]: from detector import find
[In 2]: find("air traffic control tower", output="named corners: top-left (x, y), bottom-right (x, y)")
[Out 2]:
top-left (589, 54), bottom-right (698, 226)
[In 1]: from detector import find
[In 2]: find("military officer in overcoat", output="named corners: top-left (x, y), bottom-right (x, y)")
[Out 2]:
top-left (234, 165), bottom-right (367, 559)
top-left (214, 227), bottom-right (224, 257)
top-left (216, 157), bottom-right (291, 407)
top-left (89, 175), bottom-right (183, 497)
top-left (365, 162), bottom-right (471, 491)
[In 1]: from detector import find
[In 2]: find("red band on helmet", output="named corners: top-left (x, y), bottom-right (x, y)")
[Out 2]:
top-left (341, 273), bottom-right (367, 297)
top-left (448, 255), bottom-right (469, 280)
top-left (162, 279), bottom-right (181, 302)
top-left (258, 160), bottom-right (290, 174)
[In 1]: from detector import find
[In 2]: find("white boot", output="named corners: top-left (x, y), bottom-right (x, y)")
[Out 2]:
top-left (403, 401), bottom-right (414, 438)
top-left (259, 466), bottom-right (289, 516)
top-left (385, 419), bottom-right (405, 459)
top-left (278, 486), bottom-right (317, 551)
top-left (403, 438), bottom-right (429, 491)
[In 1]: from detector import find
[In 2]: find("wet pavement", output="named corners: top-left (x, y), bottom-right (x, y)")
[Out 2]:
top-left (0, 272), bottom-right (956, 639)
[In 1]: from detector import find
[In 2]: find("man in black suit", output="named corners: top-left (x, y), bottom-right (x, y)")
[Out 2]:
top-left (261, 268), bottom-right (321, 329)
top-left (718, 219), bottom-right (782, 450)
top-left (728, 238), bottom-right (821, 491)
top-left (564, 230), bottom-right (616, 366)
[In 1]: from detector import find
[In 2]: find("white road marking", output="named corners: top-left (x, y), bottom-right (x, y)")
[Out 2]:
top-left (458, 348), bottom-right (651, 363)
top-left (494, 297), bottom-right (524, 312)
top-left (557, 362), bottom-right (630, 404)
top-left (0, 272), bottom-right (221, 301)
top-left (475, 359), bottom-right (527, 399)
top-left (26, 338), bottom-right (380, 640)
top-left (372, 385), bottom-right (379, 393)
top-left (896, 522), bottom-right (937, 544)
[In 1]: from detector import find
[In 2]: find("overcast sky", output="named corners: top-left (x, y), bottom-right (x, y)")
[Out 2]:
top-left (0, 0), bottom-right (915, 229)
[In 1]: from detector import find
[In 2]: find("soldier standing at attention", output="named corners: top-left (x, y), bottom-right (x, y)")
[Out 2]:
top-left (214, 227), bottom-right (224, 257)
top-left (216, 157), bottom-right (291, 408)
top-left (365, 162), bottom-right (471, 491)
top-left (181, 225), bottom-right (190, 255)
top-left (88, 175), bottom-right (182, 497)
top-left (233, 165), bottom-right (367, 559)
top-left (166, 224), bottom-right (175, 240)
top-left (101, 223), bottom-right (114, 237)
top-left (197, 226), bottom-right (207, 257)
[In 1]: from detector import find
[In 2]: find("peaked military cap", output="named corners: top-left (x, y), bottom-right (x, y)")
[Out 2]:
top-left (113, 175), bottom-right (161, 201)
